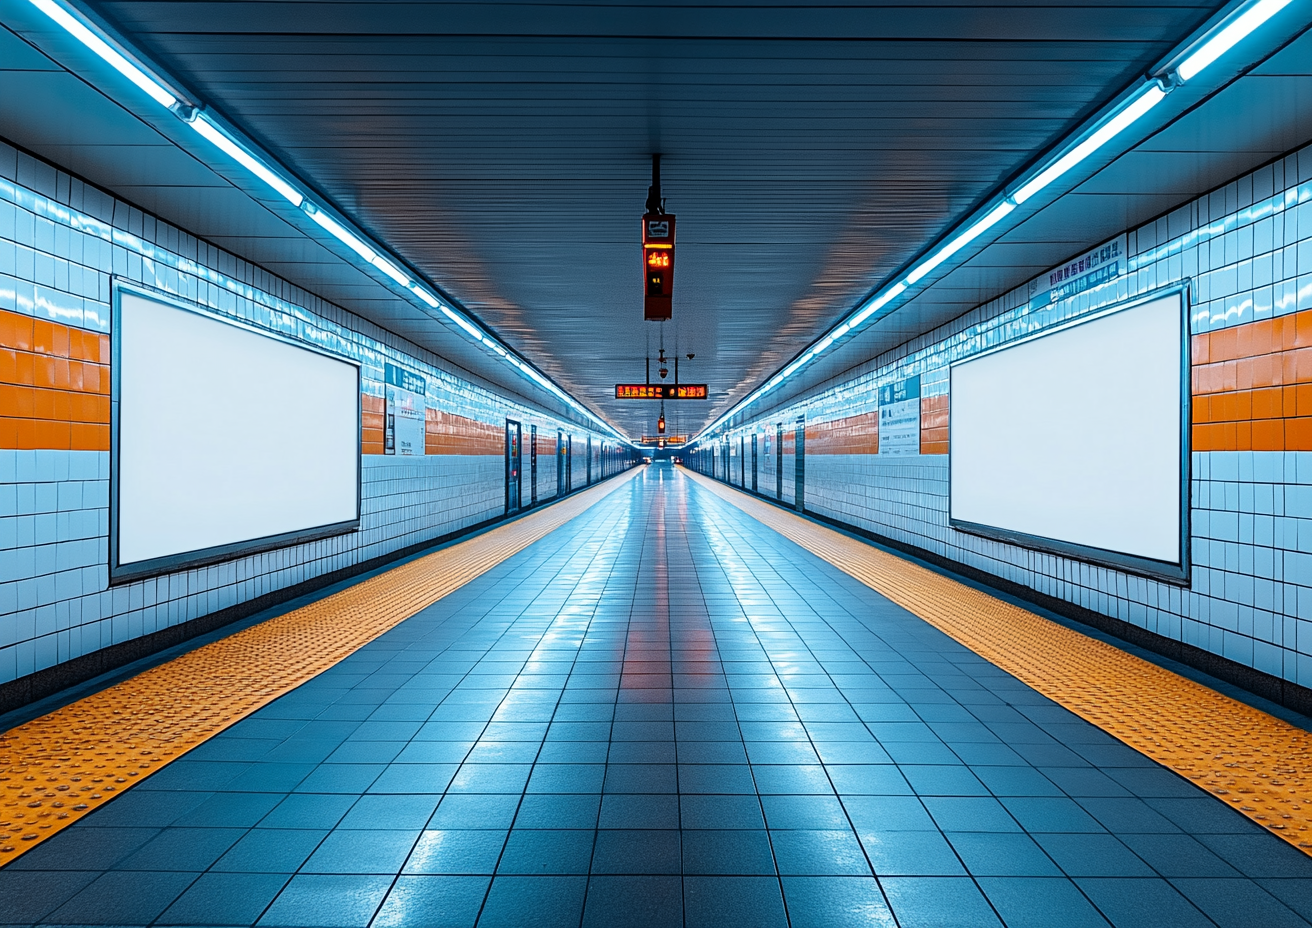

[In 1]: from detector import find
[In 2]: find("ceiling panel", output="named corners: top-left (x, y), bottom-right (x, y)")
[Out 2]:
top-left (7, 1), bottom-right (1309, 439)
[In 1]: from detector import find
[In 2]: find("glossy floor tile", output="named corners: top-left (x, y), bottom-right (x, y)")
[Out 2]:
top-left (2, 463), bottom-right (1309, 927)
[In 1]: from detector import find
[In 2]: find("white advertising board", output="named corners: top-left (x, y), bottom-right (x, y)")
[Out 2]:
top-left (949, 289), bottom-right (1186, 577)
top-left (113, 286), bottom-right (360, 578)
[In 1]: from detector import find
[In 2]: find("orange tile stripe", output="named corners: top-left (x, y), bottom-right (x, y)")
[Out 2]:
top-left (804, 412), bottom-right (879, 456)
top-left (920, 394), bottom-right (949, 455)
top-left (685, 468), bottom-right (1312, 855)
top-left (361, 393), bottom-right (385, 454)
top-left (1193, 309), bottom-right (1312, 451)
top-left (426, 408), bottom-right (504, 457)
top-left (0, 466), bottom-right (644, 867)
top-left (0, 309), bottom-right (110, 451)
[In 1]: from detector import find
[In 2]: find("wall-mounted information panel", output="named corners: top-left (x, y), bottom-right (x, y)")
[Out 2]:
top-left (949, 286), bottom-right (1189, 582)
top-left (615, 384), bottom-right (707, 399)
top-left (111, 283), bottom-right (361, 582)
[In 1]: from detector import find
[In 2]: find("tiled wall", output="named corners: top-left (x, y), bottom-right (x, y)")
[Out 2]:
top-left (696, 143), bottom-right (1312, 692)
top-left (0, 139), bottom-right (630, 690)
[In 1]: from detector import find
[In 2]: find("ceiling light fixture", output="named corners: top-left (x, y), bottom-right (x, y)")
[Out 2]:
top-left (1176, 0), bottom-right (1294, 82)
top-left (27, 0), bottom-right (177, 108)
top-left (187, 111), bottom-right (304, 207)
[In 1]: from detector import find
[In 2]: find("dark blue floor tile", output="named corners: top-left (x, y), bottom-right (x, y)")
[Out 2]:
top-left (338, 793), bottom-right (441, 829)
top-left (599, 794), bottom-right (679, 829)
top-left (212, 828), bottom-right (328, 872)
top-left (947, 832), bottom-right (1062, 877)
top-left (372, 875), bottom-right (489, 928)
top-left (1118, 833), bottom-right (1241, 877)
top-left (72, 790), bottom-right (212, 828)
top-left (759, 794), bottom-right (848, 830)
top-left (680, 829), bottom-right (777, 875)
top-left (683, 876), bottom-right (788, 928)
top-left (113, 827), bottom-right (245, 871)
top-left (899, 765), bottom-right (989, 796)
top-left (1075, 796), bottom-right (1184, 834)
top-left (769, 828), bottom-right (870, 875)
top-left (780, 876), bottom-right (896, 928)
top-left (976, 877), bottom-right (1111, 927)
top-left (429, 794), bottom-right (521, 830)
top-left (258, 874), bottom-right (392, 927)
top-left (6, 826), bottom-right (157, 871)
top-left (157, 871), bottom-right (290, 925)
top-left (258, 793), bottom-right (357, 829)
top-left (174, 792), bottom-right (283, 828)
top-left (0, 869), bottom-right (99, 922)
top-left (403, 830), bottom-right (508, 874)
top-left (301, 829), bottom-right (419, 874)
top-left (477, 875), bottom-right (587, 928)
top-left (861, 829), bottom-right (966, 876)
top-left (367, 763), bottom-right (459, 794)
top-left (223, 762), bottom-right (316, 793)
top-left (922, 796), bottom-right (1021, 833)
top-left (1076, 877), bottom-right (1215, 928)
top-left (294, 764), bottom-right (386, 793)
top-left (497, 829), bottom-right (594, 875)
top-left (591, 829), bottom-right (680, 873)
top-left (1002, 796), bottom-right (1107, 833)
top-left (879, 875), bottom-right (1004, 928)
top-left (1171, 878), bottom-right (1308, 928)
top-left (1259, 880), bottom-right (1312, 922)
top-left (581, 875), bottom-right (682, 928)
top-left (46, 869), bottom-right (198, 925)
top-left (826, 764), bottom-right (913, 795)
top-left (1197, 834), bottom-right (1312, 878)
top-left (677, 763), bottom-right (757, 794)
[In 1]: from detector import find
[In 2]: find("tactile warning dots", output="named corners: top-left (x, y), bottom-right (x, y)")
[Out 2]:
top-left (684, 467), bottom-right (1312, 856)
top-left (0, 468), bottom-right (643, 868)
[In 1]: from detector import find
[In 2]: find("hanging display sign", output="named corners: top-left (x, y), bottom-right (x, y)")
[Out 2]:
top-left (1029, 233), bottom-right (1127, 310)
top-left (615, 383), bottom-right (707, 399)
top-left (384, 362), bottom-right (426, 456)
top-left (643, 214), bottom-right (676, 320)
top-left (878, 375), bottom-right (920, 456)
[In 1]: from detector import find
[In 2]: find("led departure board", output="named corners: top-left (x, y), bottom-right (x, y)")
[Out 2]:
top-left (615, 384), bottom-right (708, 399)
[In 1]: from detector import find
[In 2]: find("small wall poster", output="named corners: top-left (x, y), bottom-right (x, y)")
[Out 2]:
top-left (384, 362), bottom-right (426, 456)
top-left (878, 375), bottom-right (920, 456)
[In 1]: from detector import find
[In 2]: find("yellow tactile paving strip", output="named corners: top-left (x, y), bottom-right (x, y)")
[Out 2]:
top-left (684, 468), bottom-right (1312, 855)
top-left (0, 467), bottom-right (643, 868)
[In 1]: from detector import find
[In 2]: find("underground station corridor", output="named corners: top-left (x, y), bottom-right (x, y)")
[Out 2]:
top-left (6, 0), bottom-right (1312, 925)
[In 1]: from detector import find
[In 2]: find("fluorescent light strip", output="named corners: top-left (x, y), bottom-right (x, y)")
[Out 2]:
top-left (906, 201), bottom-right (1015, 284)
top-left (305, 206), bottom-right (377, 263)
top-left (408, 283), bottom-right (440, 308)
top-left (28, 0), bottom-right (176, 107)
top-left (188, 113), bottom-right (303, 207)
top-left (370, 255), bottom-right (410, 287)
top-left (1177, 0), bottom-right (1294, 82)
top-left (1014, 82), bottom-right (1167, 205)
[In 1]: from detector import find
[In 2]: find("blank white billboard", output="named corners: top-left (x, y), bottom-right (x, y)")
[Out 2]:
top-left (949, 290), bottom-right (1186, 575)
top-left (114, 287), bottom-right (360, 578)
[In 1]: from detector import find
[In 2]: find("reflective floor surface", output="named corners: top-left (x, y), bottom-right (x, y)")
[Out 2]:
top-left (2, 463), bottom-right (1310, 927)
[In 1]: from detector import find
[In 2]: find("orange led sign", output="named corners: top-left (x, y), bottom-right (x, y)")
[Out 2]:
top-left (615, 384), bottom-right (708, 400)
